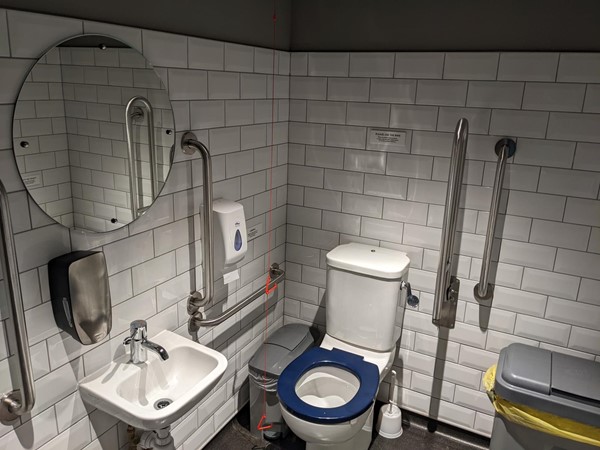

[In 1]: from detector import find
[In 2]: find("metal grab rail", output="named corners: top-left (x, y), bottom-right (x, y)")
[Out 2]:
top-left (474, 138), bottom-right (516, 301)
top-left (0, 181), bottom-right (35, 421)
top-left (194, 264), bottom-right (284, 327)
top-left (125, 96), bottom-right (157, 219)
top-left (181, 132), bottom-right (215, 333)
top-left (432, 118), bottom-right (469, 329)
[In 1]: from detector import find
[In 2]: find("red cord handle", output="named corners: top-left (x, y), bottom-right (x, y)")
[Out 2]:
top-left (265, 273), bottom-right (278, 295)
top-left (257, 414), bottom-right (273, 431)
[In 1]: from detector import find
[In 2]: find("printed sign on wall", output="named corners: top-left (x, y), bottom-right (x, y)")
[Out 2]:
top-left (367, 128), bottom-right (407, 152)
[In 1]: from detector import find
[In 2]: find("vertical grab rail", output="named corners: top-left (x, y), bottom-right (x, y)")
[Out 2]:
top-left (0, 181), bottom-right (35, 420)
top-left (432, 118), bottom-right (469, 328)
top-left (180, 132), bottom-right (214, 333)
top-left (474, 138), bottom-right (516, 301)
top-left (125, 96), bottom-right (157, 219)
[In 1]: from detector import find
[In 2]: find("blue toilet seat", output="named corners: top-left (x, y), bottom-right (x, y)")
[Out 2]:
top-left (277, 347), bottom-right (380, 424)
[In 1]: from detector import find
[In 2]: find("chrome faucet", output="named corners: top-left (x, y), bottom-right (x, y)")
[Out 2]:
top-left (123, 320), bottom-right (169, 364)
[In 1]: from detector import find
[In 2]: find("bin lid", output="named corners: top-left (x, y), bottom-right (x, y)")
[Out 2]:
top-left (551, 352), bottom-right (600, 403)
top-left (248, 324), bottom-right (316, 378)
top-left (495, 344), bottom-right (600, 427)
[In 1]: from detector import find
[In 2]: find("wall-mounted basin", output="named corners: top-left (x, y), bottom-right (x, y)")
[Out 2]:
top-left (79, 330), bottom-right (227, 430)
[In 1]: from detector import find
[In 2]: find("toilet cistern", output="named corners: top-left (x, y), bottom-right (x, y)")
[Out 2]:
top-left (123, 320), bottom-right (169, 364)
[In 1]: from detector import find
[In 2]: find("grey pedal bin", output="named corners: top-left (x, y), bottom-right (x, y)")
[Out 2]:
top-left (248, 324), bottom-right (317, 440)
top-left (491, 343), bottom-right (600, 450)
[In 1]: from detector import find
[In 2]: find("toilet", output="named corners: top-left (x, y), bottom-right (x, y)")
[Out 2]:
top-left (277, 243), bottom-right (410, 449)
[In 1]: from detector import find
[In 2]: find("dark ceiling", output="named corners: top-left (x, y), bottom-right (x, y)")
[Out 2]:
top-left (1, 0), bottom-right (599, 51)
top-left (0, 0), bottom-right (293, 50)
top-left (291, 0), bottom-right (600, 51)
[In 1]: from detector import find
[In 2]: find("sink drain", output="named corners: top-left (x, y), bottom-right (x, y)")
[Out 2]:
top-left (154, 399), bottom-right (172, 410)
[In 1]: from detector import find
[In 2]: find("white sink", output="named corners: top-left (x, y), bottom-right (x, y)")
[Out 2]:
top-left (79, 330), bottom-right (228, 430)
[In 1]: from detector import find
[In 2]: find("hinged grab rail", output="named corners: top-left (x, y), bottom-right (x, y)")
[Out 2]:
top-left (432, 118), bottom-right (469, 329)
top-left (474, 138), bottom-right (516, 301)
top-left (0, 180), bottom-right (35, 421)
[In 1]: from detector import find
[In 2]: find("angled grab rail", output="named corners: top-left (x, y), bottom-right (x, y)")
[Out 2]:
top-left (474, 138), bottom-right (516, 301)
top-left (125, 96), bottom-right (157, 219)
top-left (181, 132), bottom-right (215, 333)
top-left (0, 181), bottom-right (35, 420)
top-left (432, 118), bottom-right (469, 328)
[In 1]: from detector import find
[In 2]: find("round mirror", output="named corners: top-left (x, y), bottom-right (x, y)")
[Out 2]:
top-left (12, 34), bottom-right (175, 233)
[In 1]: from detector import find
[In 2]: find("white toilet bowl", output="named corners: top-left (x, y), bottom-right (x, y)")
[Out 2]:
top-left (281, 402), bottom-right (372, 446)
top-left (278, 336), bottom-right (395, 450)
top-left (277, 243), bottom-right (410, 450)
top-left (280, 365), bottom-right (372, 444)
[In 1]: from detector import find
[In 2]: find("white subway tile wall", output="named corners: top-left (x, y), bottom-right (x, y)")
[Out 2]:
top-left (287, 50), bottom-right (600, 438)
top-left (0, 9), bottom-right (287, 450)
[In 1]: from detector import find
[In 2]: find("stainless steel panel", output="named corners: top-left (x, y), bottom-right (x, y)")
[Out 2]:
top-left (69, 252), bottom-right (111, 345)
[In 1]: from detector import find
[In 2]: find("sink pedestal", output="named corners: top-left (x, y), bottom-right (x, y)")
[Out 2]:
top-left (138, 427), bottom-right (175, 450)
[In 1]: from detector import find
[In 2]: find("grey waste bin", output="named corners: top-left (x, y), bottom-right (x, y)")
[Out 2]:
top-left (248, 324), bottom-right (317, 440)
top-left (490, 343), bottom-right (600, 450)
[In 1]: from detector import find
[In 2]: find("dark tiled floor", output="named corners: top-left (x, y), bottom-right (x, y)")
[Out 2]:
top-left (205, 403), bottom-right (490, 450)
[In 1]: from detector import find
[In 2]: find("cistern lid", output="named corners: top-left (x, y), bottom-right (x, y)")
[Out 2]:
top-left (326, 243), bottom-right (410, 280)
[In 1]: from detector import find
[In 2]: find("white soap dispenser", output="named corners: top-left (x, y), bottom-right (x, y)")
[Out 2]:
top-left (213, 199), bottom-right (247, 269)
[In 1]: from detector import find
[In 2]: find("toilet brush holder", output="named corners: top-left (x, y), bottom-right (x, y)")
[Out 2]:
top-left (377, 403), bottom-right (403, 439)
top-left (376, 370), bottom-right (403, 439)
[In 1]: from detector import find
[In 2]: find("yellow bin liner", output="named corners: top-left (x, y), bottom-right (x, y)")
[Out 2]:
top-left (484, 365), bottom-right (600, 448)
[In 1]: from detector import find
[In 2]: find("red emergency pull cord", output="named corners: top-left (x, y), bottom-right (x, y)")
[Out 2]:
top-left (257, 414), bottom-right (273, 431)
top-left (265, 273), bottom-right (278, 295)
top-left (258, 0), bottom-right (278, 434)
